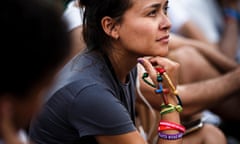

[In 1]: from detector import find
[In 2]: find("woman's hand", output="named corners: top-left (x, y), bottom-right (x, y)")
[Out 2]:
top-left (138, 56), bottom-right (180, 89)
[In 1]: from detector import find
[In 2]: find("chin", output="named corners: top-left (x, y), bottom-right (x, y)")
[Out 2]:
top-left (155, 50), bottom-right (169, 57)
top-left (154, 46), bottom-right (169, 56)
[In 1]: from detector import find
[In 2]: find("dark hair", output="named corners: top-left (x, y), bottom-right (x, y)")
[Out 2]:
top-left (0, 0), bottom-right (71, 98)
top-left (79, 0), bottom-right (133, 50)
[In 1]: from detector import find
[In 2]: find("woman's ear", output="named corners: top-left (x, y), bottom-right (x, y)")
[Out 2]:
top-left (101, 16), bottom-right (120, 40)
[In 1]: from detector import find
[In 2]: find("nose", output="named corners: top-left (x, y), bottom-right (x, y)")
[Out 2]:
top-left (159, 15), bottom-right (171, 31)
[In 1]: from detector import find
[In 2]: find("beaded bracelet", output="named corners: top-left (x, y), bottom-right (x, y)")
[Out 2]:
top-left (142, 72), bottom-right (156, 88)
top-left (156, 88), bottom-right (169, 105)
top-left (142, 70), bottom-right (169, 105)
top-left (158, 132), bottom-right (183, 140)
top-left (159, 120), bottom-right (186, 133)
top-left (155, 68), bottom-right (183, 107)
top-left (142, 68), bottom-right (183, 112)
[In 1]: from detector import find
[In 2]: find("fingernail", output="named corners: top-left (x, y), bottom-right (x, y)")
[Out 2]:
top-left (137, 58), bottom-right (143, 64)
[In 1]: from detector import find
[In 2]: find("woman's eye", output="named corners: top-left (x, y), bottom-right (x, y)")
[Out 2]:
top-left (148, 10), bottom-right (157, 16)
top-left (164, 6), bottom-right (169, 15)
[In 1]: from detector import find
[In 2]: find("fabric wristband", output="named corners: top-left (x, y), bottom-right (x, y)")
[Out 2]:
top-left (159, 120), bottom-right (186, 133)
top-left (158, 125), bottom-right (178, 132)
top-left (160, 104), bottom-right (183, 115)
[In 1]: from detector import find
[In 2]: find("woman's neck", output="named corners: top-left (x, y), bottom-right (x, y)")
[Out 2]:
top-left (107, 50), bottom-right (137, 83)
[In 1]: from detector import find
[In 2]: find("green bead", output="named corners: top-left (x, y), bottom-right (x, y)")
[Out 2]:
top-left (157, 75), bottom-right (163, 82)
top-left (142, 73), bottom-right (148, 78)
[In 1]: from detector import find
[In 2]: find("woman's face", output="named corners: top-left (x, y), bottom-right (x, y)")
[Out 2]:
top-left (117, 0), bottom-right (171, 57)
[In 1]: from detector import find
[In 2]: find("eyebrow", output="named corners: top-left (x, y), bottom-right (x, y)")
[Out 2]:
top-left (145, 0), bottom-right (169, 9)
top-left (149, 3), bottom-right (161, 9)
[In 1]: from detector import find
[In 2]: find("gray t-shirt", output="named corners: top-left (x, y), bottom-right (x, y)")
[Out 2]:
top-left (29, 51), bottom-right (137, 144)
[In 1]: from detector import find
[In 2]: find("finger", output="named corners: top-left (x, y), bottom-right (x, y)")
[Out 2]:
top-left (149, 57), bottom-right (180, 87)
top-left (149, 57), bottom-right (172, 70)
top-left (138, 57), bottom-right (157, 84)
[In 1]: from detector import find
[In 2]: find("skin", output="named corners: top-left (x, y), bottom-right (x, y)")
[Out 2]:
top-left (95, 0), bottom-right (183, 143)
top-left (138, 63), bottom-right (240, 118)
top-left (183, 124), bottom-right (226, 144)
top-left (218, 0), bottom-right (239, 59)
top-left (68, 25), bottom-right (85, 59)
top-left (178, 21), bottom-right (213, 46)
top-left (168, 33), bottom-right (240, 120)
top-left (169, 34), bottom-right (238, 73)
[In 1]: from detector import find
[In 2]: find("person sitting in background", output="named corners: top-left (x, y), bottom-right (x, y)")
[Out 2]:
top-left (168, 0), bottom-right (239, 61)
top-left (0, 0), bottom-right (71, 143)
top-left (166, 0), bottom-right (240, 142)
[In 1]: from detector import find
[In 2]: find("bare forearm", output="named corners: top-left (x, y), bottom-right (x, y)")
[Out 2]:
top-left (137, 59), bottom-right (183, 144)
top-left (219, 19), bottom-right (238, 59)
top-left (169, 34), bottom-right (238, 72)
top-left (178, 21), bottom-right (210, 44)
top-left (184, 38), bottom-right (238, 72)
top-left (219, 0), bottom-right (239, 59)
top-left (156, 96), bottom-right (182, 144)
top-left (179, 67), bottom-right (240, 117)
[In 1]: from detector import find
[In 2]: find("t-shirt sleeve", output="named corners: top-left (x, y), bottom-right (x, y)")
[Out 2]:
top-left (68, 84), bottom-right (136, 137)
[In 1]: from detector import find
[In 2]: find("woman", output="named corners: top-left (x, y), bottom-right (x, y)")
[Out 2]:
top-left (29, 0), bottom-right (183, 143)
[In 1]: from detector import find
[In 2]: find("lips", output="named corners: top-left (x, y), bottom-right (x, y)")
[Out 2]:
top-left (157, 35), bottom-right (169, 41)
top-left (156, 35), bottom-right (169, 44)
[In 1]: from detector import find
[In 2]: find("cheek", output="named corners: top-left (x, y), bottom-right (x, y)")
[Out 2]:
top-left (123, 21), bottom-right (155, 41)
top-left (120, 21), bottom-right (157, 51)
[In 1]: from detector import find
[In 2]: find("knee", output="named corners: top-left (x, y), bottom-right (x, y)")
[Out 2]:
top-left (169, 46), bottom-right (200, 63)
top-left (202, 124), bottom-right (227, 144)
top-left (169, 46), bottom-right (208, 83)
top-left (168, 46), bottom-right (206, 72)
top-left (183, 123), bottom-right (227, 144)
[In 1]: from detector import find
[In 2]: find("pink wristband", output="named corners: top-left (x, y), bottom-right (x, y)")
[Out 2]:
top-left (159, 120), bottom-right (186, 133)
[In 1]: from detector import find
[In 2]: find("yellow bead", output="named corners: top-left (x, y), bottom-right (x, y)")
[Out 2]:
top-left (173, 90), bottom-right (178, 95)
top-left (175, 105), bottom-right (183, 112)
